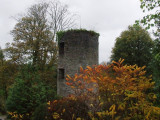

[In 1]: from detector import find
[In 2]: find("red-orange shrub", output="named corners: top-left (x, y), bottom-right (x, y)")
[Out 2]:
top-left (66, 59), bottom-right (160, 119)
top-left (47, 96), bottom-right (90, 120)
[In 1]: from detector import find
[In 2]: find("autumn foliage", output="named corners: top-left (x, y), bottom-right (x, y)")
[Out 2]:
top-left (47, 96), bottom-right (89, 120)
top-left (48, 59), bottom-right (160, 120)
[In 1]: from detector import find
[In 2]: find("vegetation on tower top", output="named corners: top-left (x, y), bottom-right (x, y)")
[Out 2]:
top-left (56, 29), bottom-right (100, 43)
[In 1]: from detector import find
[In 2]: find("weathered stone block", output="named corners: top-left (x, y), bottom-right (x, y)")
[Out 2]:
top-left (57, 30), bottom-right (99, 96)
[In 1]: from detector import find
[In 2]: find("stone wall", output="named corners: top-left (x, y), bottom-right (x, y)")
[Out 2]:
top-left (57, 30), bottom-right (99, 96)
top-left (0, 115), bottom-right (6, 120)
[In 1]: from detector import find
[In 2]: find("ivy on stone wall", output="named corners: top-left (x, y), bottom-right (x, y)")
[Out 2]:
top-left (56, 29), bottom-right (99, 44)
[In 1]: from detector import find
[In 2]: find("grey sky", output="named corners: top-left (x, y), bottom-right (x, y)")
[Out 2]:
top-left (0, 0), bottom-right (145, 63)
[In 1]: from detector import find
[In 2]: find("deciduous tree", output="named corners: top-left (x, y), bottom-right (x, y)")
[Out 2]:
top-left (138, 0), bottom-right (160, 37)
top-left (111, 25), bottom-right (153, 69)
top-left (6, 3), bottom-right (56, 68)
top-left (138, 0), bottom-right (160, 104)
top-left (65, 59), bottom-right (160, 119)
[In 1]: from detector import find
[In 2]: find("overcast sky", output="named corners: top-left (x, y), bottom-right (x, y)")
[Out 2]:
top-left (0, 0), bottom-right (145, 63)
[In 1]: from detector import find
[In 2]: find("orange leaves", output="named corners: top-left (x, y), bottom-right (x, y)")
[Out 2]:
top-left (65, 59), bottom-right (154, 98)
top-left (86, 66), bottom-right (92, 71)
top-left (45, 59), bottom-right (160, 119)
top-left (78, 81), bottom-right (82, 84)
top-left (47, 96), bottom-right (90, 120)
top-left (63, 59), bottom-right (160, 119)
top-left (66, 74), bottom-right (72, 80)
top-left (80, 66), bottom-right (83, 73)
top-left (66, 82), bottom-right (73, 86)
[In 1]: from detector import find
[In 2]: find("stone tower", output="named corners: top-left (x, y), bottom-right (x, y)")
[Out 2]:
top-left (57, 29), bottom-right (99, 96)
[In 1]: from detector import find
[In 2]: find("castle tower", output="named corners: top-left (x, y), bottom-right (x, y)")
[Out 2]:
top-left (57, 29), bottom-right (99, 96)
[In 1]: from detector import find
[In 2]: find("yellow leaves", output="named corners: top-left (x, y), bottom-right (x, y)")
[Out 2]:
top-left (66, 74), bottom-right (72, 79)
top-left (47, 101), bottom-right (50, 105)
top-left (90, 78), bottom-right (97, 83)
top-left (141, 65), bottom-right (146, 70)
top-left (109, 104), bottom-right (116, 111)
top-left (151, 106), bottom-right (160, 114)
top-left (119, 58), bottom-right (124, 64)
top-left (145, 110), bottom-right (151, 120)
top-left (80, 66), bottom-right (83, 73)
top-left (109, 104), bottom-right (116, 119)
top-left (96, 105), bottom-right (116, 119)
top-left (96, 112), bottom-right (103, 118)
top-left (76, 117), bottom-right (82, 120)
top-left (125, 91), bottom-right (143, 100)
top-left (8, 111), bottom-right (25, 120)
top-left (108, 98), bottom-right (111, 102)
top-left (115, 116), bottom-right (121, 120)
top-left (71, 86), bottom-right (75, 89)
top-left (148, 93), bottom-right (157, 100)
top-left (53, 112), bottom-right (60, 119)
top-left (153, 94), bottom-right (157, 99)
top-left (99, 102), bottom-right (103, 106)
top-left (62, 108), bottom-right (65, 113)
top-left (59, 59), bottom-right (158, 119)
top-left (90, 104), bottom-right (94, 107)
top-left (88, 112), bottom-right (94, 119)
top-left (98, 96), bottom-right (101, 100)
top-left (118, 102), bottom-right (126, 111)
top-left (86, 66), bottom-right (92, 71)
top-left (53, 100), bottom-right (57, 103)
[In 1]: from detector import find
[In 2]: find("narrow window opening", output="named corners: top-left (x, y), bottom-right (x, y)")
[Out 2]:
top-left (59, 68), bottom-right (65, 79)
top-left (59, 42), bottom-right (64, 55)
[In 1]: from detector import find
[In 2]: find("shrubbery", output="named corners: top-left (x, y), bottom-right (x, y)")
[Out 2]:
top-left (47, 96), bottom-right (90, 120)
top-left (7, 60), bottom-right (160, 120)
top-left (47, 59), bottom-right (160, 120)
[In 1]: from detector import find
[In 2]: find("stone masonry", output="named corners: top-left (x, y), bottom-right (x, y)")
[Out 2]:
top-left (57, 30), bottom-right (99, 96)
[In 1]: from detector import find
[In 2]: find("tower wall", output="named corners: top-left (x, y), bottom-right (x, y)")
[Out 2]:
top-left (57, 30), bottom-right (99, 96)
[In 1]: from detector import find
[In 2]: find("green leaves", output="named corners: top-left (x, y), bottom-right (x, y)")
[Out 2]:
top-left (138, 0), bottom-right (160, 36)
top-left (111, 25), bottom-right (153, 72)
top-left (6, 64), bottom-right (57, 119)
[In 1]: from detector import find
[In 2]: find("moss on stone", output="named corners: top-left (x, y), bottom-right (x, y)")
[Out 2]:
top-left (56, 29), bottom-right (99, 44)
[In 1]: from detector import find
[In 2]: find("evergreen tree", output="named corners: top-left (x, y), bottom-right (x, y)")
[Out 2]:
top-left (6, 64), bottom-right (56, 119)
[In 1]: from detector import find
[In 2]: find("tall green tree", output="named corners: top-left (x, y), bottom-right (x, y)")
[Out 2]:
top-left (151, 38), bottom-right (160, 105)
top-left (0, 47), bottom-right (18, 114)
top-left (138, 0), bottom-right (160, 104)
top-left (0, 47), bottom-right (5, 114)
top-left (6, 64), bottom-right (56, 120)
top-left (111, 25), bottom-right (153, 68)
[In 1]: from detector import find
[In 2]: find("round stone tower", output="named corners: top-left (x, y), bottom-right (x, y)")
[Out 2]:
top-left (57, 29), bottom-right (99, 96)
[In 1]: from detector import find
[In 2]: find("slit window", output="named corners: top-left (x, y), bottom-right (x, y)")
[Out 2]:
top-left (59, 42), bottom-right (64, 55)
top-left (59, 69), bottom-right (65, 79)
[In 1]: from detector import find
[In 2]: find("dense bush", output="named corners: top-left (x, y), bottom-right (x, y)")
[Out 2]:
top-left (32, 103), bottom-right (48, 120)
top-left (6, 64), bottom-right (57, 120)
top-left (47, 96), bottom-right (90, 120)
top-left (65, 59), bottom-right (160, 119)
top-left (7, 60), bottom-right (160, 120)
